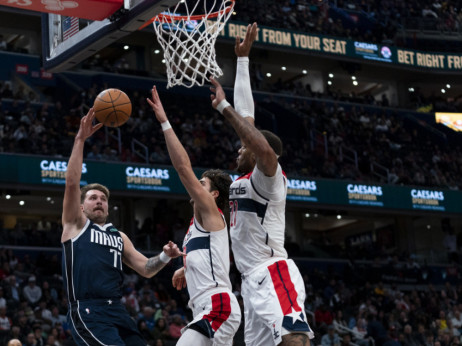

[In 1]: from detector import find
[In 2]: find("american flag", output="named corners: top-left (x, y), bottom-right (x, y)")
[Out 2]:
top-left (62, 17), bottom-right (79, 41)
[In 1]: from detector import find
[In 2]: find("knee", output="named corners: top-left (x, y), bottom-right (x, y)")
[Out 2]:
top-left (281, 333), bottom-right (311, 346)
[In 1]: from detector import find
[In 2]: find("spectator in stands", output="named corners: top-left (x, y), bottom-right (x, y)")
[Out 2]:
top-left (0, 35), bottom-right (7, 51)
top-left (23, 276), bottom-right (42, 307)
top-left (321, 325), bottom-right (341, 346)
top-left (151, 317), bottom-right (169, 341)
top-left (168, 314), bottom-right (185, 340)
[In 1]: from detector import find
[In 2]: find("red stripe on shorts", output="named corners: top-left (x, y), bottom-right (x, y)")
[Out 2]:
top-left (203, 293), bottom-right (231, 331)
top-left (268, 260), bottom-right (302, 315)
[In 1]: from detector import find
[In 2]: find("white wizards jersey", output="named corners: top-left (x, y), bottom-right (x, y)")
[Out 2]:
top-left (182, 211), bottom-right (232, 303)
top-left (229, 164), bottom-right (288, 275)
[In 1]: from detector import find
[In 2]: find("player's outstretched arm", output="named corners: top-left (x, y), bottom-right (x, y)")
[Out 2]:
top-left (147, 86), bottom-right (221, 216)
top-left (62, 109), bottom-right (103, 241)
top-left (210, 78), bottom-right (278, 177)
top-left (122, 235), bottom-right (185, 278)
top-left (234, 22), bottom-right (258, 126)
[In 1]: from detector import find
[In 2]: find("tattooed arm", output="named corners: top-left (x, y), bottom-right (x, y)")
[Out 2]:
top-left (210, 77), bottom-right (278, 177)
top-left (122, 233), bottom-right (184, 278)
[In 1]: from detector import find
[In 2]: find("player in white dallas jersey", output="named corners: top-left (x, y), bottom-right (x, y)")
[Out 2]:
top-left (148, 87), bottom-right (241, 346)
top-left (209, 23), bottom-right (314, 346)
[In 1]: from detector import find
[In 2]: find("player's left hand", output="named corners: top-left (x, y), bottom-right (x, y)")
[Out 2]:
top-left (210, 77), bottom-right (227, 110)
top-left (147, 86), bottom-right (168, 124)
top-left (163, 241), bottom-right (185, 259)
top-left (235, 22), bottom-right (258, 57)
top-left (76, 108), bottom-right (103, 141)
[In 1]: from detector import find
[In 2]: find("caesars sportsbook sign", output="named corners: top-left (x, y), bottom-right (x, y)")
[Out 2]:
top-left (0, 154), bottom-right (460, 214)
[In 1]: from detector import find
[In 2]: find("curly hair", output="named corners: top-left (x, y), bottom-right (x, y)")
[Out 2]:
top-left (201, 169), bottom-right (232, 211)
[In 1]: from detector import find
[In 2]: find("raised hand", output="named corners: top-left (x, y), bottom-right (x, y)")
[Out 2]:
top-left (76, 108), bottom-right (103, 141)
top-left (147, 85), bottom-right (168, 123)
top-left (235, 22), bottom-right (258, 57)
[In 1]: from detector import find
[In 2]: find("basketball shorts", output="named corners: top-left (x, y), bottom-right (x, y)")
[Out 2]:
top-left (68, 299), bottom-right (145, 346)
top-left (241, 258), bottom-right (315, 346)
top-left (181, 290), bottom-right (241, 346)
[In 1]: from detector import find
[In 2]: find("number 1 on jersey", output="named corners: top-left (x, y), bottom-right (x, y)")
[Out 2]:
top-left (110, 249), bottom-right (122, 270)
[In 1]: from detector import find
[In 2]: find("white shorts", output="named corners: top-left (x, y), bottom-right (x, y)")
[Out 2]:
top-left (241, 258), bottom-right (315, 346)
top-left (181, 290), bottom-right (241, 346)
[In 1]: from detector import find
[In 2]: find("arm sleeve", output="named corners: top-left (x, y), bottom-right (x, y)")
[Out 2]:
top-left (233, 57), bottom-right (254, 118)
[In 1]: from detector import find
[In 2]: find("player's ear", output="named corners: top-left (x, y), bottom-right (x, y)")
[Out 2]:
top-left (211, 189), bottom-right (219, 200)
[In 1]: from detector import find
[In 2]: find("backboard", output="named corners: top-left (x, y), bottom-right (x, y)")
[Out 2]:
top-left (42, 0), bottom-right (180, 72)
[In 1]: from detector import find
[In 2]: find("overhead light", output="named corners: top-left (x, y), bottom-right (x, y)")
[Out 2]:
top-left (314, 213), bottom-right (318, 218)
top-left (351, 76), bottom-right (356, 80)
top-left (327, 80), bottom-right (332, 85)
top-left (427, 225), bottom-right (431, 229)
top-left (305, 213), bottom-right (310, 218)
top-left (232, 11), bottom-right (237, 15)
top-left (46, 197), bottom-right (51, 201)
top-left (162, 59), bottom-right (166, 64)
top-left (441, 89), bottom-right (446, 93)
top-left (408, 87), bottom-right (415, 92)
top-left (328, 73), bottom-right (334, 78)
top-left (337, 215), bottom-right (342, 219)
top-left (302, 70), bottom-right (307, 74)
top-left (281, 66), bottom-right (287, 71)
top-left (266, 73), bottom-right (272, 77)
top-left (19, 201), bottom-right (25, 206)
top-left (154, 49), bottom-right (160, 54)
top-left (113, 206), bottom-right (119, 211)
top-left (353, 80), bottom-right (358, 86)
top-left (5, 195), bottom-right (11, 200)
top-left (123, 45), bottom-right (129, 50)
top-left (446, 84), bottom-right (451, 88)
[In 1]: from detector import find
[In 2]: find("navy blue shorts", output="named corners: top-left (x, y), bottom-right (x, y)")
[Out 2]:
top-left (68, 299), bottom-right (145, 346)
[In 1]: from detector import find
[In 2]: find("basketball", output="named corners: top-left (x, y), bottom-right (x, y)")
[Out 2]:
top-left (93, 88), bottom-right (132, 127)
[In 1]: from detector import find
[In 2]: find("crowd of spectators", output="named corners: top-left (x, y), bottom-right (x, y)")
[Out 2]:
top-left (234, 0), bottom-right (462, 52)
top-left (0, 240), bottom-right (462, 346)
top-left (0, 78), bottom-right (461, 190)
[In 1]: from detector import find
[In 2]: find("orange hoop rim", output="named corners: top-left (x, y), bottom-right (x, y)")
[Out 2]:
top-left (139, 0), bottom-right (235, 30)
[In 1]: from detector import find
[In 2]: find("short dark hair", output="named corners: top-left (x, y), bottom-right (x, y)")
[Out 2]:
top-left (260, 130), bottom-right (283, 157)
top-left (80, 183), bottom-right (110, 203)
top-left (201, 169), bottom-right (232, 211)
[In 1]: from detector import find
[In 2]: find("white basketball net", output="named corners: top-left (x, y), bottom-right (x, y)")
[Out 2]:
top-left (152, 0), bottom-right (235, 88)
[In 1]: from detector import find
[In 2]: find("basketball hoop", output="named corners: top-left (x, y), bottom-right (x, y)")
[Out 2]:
top-left (141, 0), bottom-right (235, 88)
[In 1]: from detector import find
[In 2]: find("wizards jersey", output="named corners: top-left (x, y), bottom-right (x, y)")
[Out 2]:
top-left (182, 212), bottom-right (232, 303)
top-left (62, 219), bottom-right (124, 302)
top-left (229, 164), bottom-right (288, 275)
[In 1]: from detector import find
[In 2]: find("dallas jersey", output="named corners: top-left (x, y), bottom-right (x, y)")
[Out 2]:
top-left (62, 219), bottom-right (124, 302)
top-left (229, 164), bottom-right (288, 275)
top-left (182, 212), bottom-right (232, 304)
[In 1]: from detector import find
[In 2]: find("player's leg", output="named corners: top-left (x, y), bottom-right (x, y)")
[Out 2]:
top-left (212, 292), bottom-right (241, 346)
top-left (69, 303), bottom-right (126, 345)
top-left (176, 328), bottom-right (212, 346)
top-left (280, 333), bottom-right (311, 346)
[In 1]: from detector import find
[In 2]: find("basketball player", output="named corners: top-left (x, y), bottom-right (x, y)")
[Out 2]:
top-left (62, 108), bottom-right (184, 346)
top-left (208, 23), bottom-right (314, 346)
top-left (147, 87), bottom-right (241, 346)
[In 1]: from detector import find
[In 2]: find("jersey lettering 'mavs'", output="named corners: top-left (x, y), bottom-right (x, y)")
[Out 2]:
top-left (62, 220), bottom-right (124, 302)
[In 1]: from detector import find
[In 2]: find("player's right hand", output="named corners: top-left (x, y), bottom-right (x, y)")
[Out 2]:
top-left (147, 85), bottom-right (168, 123)
top-left (172, 267), bottom-right (187, 290)
top-left (210, 77), bottom-right (226, 109)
